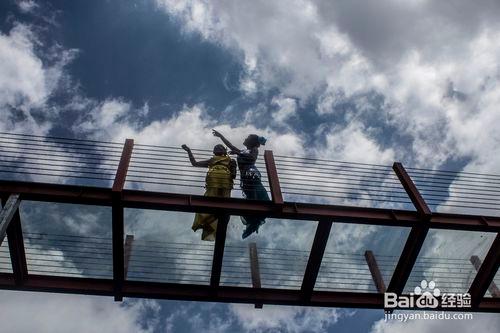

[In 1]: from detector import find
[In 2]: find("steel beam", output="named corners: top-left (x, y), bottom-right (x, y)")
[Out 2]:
top-left (470, 255), bottom-right (500, 297)
top-left (111, 139), bottom-right (134, 301)
top-left (0, 194), bottom-right (21, 246)
top-left (393, 162), bottom-right (431, 218)
top-left (365, 250), bottom-right (386, 293)
top-left (1, 195), bottom-right (27, 286)
top-left (0, 273), bottom-right (498, 312)
top-left (264, 150), bottom-right (284, 205)
top-left (248, 242), bottom-right (263, 308)
top-left (468, 233), bottom-right (500, 307)
top-left (387, 163), bottom-right (431, 295)
top-left (210, 215), bottom-right (230, 289)
top-left (301, 219), bottom-right (333, 302)
top-left (1, 180), bottom-right (500, 232)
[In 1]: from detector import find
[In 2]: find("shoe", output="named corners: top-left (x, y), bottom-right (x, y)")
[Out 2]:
top-left (242, 223), bottom-right (259, 239)
top-left (242, 220), bottom-right (265, 239)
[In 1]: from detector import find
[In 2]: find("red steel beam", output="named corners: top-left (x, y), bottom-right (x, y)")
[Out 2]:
top-left (301, 219), bottom-right (333, 302)
top-left (6, 211), bottom-right (28, 286)
top-left (387, 163), bottom-right (431, 295)
top-left (365, 250), bottom-right (386, 293)
top-left (387, 221), bottom-right (429, 295)
top-left (0, 194), bottom-right (21, 246)
top-left (248, 242), bottom-right (263, 308)
top-left (1, 195), bottom-right (27, 286)
top-left (1, 180), bottom-right (500, 232)
top-left (264, 150), bottom-right (284, 205)
top-left (210, 215), bottom-right (230, 289)
top-left (0, 273), bottom-right (498, 312)
top-left (393, 162), bottom-right (431, 218)
top-left (468, 233), bottom-right (500, 307)
top-left (470, 255), bottom-right (500, 297)
top-left (111, 139), bottom-right (134, 301)
top-left (112, 139), bottom-right (134, 193)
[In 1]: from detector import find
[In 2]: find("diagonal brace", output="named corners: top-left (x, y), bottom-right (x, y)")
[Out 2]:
top-left (0, 194), bottom-right (21, 246)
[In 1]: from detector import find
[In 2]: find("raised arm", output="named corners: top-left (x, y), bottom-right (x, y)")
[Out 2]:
top-left (181, 145), bottom-right (210, 167)
top-left (212, 129), bottom-right (240, 154)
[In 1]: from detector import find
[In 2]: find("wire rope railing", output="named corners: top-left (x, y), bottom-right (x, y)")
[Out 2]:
top-left (1, 231), bottom-right (498, 296)
top-left (1, 132), bottom-right (500, 215)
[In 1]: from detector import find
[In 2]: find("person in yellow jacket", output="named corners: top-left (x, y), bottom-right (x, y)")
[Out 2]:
top-left (181, 143), bottom-right (236, 241)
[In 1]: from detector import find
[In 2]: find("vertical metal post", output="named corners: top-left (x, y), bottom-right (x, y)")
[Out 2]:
top-left (210, 215), bottom-right (230, 290)
top-left (365, 250), bottom-right (386, 293)
top-left (264, 150), bottom-right (284, 205)
top-left (249, 242), bottom-right (263, 308)
top-left (112, 139), bottom-right (134, 301)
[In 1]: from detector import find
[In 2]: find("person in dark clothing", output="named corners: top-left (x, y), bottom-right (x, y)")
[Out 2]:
top-left (212, 130), bottom-right (270, 239)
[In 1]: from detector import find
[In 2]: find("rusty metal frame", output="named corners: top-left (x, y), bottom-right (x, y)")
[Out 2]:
top-left (0, 273), bottom-right (498, 311)
top-left (387, 162), bottom-right (431, 295)
top-left (210, 215), bottom-right (230, 289)
top-left (2, 180), bottom-right (498, 232)
top-left (111, 139), bottom-right (134, 301)
top-left (0, 194), bottom-right (21, 246)
top-left (470, 255), bottom-right (500, 298)
top-left (365, 250), bottom-right (386, 293)
top-left (1, 145), bottom-right (500, 310)
top-left (248, 242), bottom-right (263, 308)
top-left (468, 234), bottom-right (500, 307)
top-left (1, 195), bottom-right (27, 286)
top-left (264, 150), bottom-right (284, 205)
top-left (301, 219), bottom-right (333, 302)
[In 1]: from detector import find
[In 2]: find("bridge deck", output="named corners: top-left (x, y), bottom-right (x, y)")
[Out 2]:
top-left (0, 132), bottom-right (499, 311)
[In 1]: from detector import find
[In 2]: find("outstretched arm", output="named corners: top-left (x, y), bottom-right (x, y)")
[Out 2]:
top-left (181, 145), bottom-right (210, 167)
top-left (212, 129), bottom-right (240, 154)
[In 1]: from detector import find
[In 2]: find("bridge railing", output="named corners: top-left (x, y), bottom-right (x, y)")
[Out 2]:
top-left (1, 132), bottom-right (500, 310)
top-left (2, 131), bottom-right (500, 216)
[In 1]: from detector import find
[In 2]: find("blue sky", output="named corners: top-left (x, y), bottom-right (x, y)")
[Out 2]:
top-left (1, 0), bottom-right (500, 332)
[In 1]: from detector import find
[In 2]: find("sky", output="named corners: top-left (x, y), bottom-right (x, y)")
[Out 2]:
top-left (1, 0), bottom-right (500, 332)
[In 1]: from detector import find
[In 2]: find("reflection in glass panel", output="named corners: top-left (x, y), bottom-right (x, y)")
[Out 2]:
top-left (0, 235), bottom-right (12, 273)
top-left (407, 168), bottom-right (500, 217)
top-left (275, 157), bottom-right (415, 211)
top-left (20, 201), bottom-right (112, 279)
top-left (404, 229), bottom-right (497, 294)
top-left (315, 223), bottom-right (410, 293)
top-left (489, 270), bottom-right (500, 298)
top-left (220, 217), bottom-right (318, 289)
top-left (124, 209), bottom-right (214, 285)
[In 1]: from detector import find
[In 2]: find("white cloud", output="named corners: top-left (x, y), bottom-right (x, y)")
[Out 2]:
top-left (156, 0), bottom-right (500, 173)
top-left (229, 304), bottom-right (345, 333)
top-left (0, 291), bottom-right (160, 333)
top-left (0, 22), bottom-right (77, 134)
top-left (74, 98), bottom-right (132, 134)
top-left (271, 95), bottom-right (297, 123)
top-left (17, 0), bottom-right (39, 13)
top-left (315, 120), bottom-right (395, 165)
